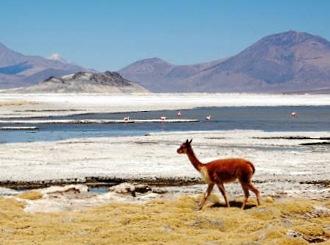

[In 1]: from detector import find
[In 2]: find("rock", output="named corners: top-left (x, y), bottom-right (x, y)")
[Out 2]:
top-left (109, 183), bottom-right (136, 196)
top-left (134, 184), bottom-right (151, 193)
top-left (310, 206), bottom-right (330, 218)
top-left (151, 187), bottom-right (168, 194)
top-left (47, 187), bottom-right (81, 198)
top-left (40, 184), bottom-right (89, 198)
top-left (109, 183), bottom-right (152, 197)
top-left (287, 230), bottom-right (302, 238)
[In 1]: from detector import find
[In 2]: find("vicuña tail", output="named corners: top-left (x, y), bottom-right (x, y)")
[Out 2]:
top-left (247, 161), bottom-right (255, 174)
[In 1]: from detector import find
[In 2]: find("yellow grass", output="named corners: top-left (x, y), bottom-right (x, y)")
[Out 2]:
top-left (0, 196), bottom-right (329, 244)
top-left (0, 100), bottom-right (28, 107)
top-left (16, 191), bottom-right (43, 200)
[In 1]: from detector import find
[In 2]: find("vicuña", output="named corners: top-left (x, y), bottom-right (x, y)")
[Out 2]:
top-left (177, 139), bottom-right (260, 210)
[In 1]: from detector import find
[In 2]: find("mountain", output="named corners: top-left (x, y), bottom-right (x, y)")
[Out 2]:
top-left (10, 71), bottom-right (148, 93)
top-left (119, 57), bottom-right (223, 92)
top-left (0, 42), bottom-right (86, 88)
top-left (120, 31), bottom-right (330, 93)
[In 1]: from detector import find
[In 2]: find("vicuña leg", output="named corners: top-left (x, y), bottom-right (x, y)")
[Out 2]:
top-left (247, 182), bottom-right (261, 206)
top-left (217, 182), bottom-right (230, 207)
top-left (198, 183), bottom-right (214, 210)
top-left (241, 182), bottom-right (250, 209)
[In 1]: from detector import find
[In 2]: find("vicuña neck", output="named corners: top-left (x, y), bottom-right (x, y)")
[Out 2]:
top-left (186, 146), bottom-right (203, 171)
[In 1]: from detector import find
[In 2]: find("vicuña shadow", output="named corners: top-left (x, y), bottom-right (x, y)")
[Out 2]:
top-left (210, 200), bottom-right (256, 209)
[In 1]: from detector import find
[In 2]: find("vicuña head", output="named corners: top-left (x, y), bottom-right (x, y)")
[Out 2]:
top-left (177, 139), bottom-right (261, 210)
top-left (177, 139), bottom-right (192, 154)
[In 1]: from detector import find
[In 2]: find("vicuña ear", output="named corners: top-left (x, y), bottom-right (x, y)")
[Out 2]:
top-left (189, 139), bottom-right (192, 144)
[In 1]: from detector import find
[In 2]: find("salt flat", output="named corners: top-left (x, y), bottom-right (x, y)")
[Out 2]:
top-left (0, 130), bottom-right (329, 198)
top-left (1, 93), bottom-right (330, 118)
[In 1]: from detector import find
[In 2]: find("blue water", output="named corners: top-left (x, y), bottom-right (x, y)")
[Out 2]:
top-left (0, 106), bottom-right (329, 143)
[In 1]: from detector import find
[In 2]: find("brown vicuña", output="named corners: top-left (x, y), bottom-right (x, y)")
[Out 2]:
top-left (177, 139), bottom-right (261, 210)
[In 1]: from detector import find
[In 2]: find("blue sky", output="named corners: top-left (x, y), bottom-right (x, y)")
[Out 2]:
top-left (0, 0), bottom-right (329, 70)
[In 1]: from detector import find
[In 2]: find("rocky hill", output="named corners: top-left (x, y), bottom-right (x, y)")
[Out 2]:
top-left (12, 71), bottom-right (148, 93)
top-left (120, 31), bottom-right (330, 93)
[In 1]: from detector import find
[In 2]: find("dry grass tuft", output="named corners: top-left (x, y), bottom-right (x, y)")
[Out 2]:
top-left (17, 191), bottom-right (43, 200)
top-left (0, 196), bottom-right (329, 244)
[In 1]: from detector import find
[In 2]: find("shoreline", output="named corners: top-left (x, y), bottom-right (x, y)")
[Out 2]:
top-left (0, 176), bottom-right (203, 190)
top-left (0, 118), bottom-right (199, 124)
top-left (0, 176), bottom-right (329, 191)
